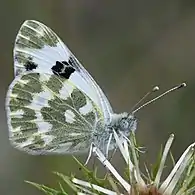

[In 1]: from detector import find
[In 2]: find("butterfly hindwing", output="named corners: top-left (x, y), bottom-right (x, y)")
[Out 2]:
top-left (6, 72), bottom-right (104, 154)
top-left (14, 20), bottom-right (113, 122)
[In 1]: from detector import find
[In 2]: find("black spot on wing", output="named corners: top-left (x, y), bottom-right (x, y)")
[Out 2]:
top-left (52, 61), bottom-right (64, 72)
top-left (51, 61), bottom-right (75, 79)
top-left (25, 61), bottom-right (38, 71)
top-left (24, 57), bottom-right (38, 71)
top-left (60, 66), bottom-right (75, 78)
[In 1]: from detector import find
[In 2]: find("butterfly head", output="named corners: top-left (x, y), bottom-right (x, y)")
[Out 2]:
top-left (94, 113), bottom-right (137, 155)
top-left (110, 112), bottom-right (137, 137)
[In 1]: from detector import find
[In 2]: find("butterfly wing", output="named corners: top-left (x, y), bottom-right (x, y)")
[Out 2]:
top-left (14, 20), bottom-right (113, 122)
top-left (6, 72), bottom-right (104, 154)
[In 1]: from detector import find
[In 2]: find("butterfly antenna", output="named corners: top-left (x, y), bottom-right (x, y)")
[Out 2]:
top-left (131, 86), bottom-right (160, 112)
top-left (132, 83), bottom-right (186, 114)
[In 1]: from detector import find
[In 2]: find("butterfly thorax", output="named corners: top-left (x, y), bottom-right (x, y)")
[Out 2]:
top-left (92, 112), bottom-right (137, 155)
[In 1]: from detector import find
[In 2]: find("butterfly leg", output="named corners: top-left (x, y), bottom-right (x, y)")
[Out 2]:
top-left (106, 133), bottom-right (113, 158)
top-left (108, 147), bottom-right (117, 161)
top-left (84, 143), bottom-right (95, 165)
top-left (85, 132), bottom-right (114, 165)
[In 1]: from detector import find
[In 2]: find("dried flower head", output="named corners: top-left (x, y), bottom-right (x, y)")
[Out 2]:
top-left (28, 131), bottom-right (195, 195)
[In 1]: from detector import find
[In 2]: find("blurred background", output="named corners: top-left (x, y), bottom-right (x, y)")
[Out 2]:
top-left (0, 0), bottom-right (195, 194)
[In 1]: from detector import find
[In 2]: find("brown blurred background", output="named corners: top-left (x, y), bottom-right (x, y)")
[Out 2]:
top-left (0, 1), bottom-right (195, 194)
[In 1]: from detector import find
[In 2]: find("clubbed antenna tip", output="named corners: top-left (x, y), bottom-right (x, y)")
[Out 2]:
top-left (178, 82), bottom-right (187, 89)
top-left (152, 86), bottom-right (160, 92)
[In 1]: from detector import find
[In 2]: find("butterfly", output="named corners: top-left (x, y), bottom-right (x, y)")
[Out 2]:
top-left (5, 20), bottom-right (137, 158)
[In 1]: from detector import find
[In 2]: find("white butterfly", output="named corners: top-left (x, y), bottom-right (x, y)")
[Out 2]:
top-left (5, 20), bottom-right (137, 157)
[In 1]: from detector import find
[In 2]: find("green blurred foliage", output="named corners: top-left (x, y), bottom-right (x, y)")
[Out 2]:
top-left (0, 1), bottom-right (195, 194)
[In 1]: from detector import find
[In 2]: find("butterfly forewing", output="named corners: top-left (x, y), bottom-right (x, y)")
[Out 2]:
top-left (14, 20), bottom-right (113, 122)
top-left (6, 72), bottom-right (104, 154)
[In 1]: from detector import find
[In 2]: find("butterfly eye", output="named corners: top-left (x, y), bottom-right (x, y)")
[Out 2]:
top-left (119, 118), bottom-right (130, 130)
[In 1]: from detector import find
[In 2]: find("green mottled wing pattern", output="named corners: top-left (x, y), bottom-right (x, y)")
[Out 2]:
top-left (6, 72), bottom-right (104, 154)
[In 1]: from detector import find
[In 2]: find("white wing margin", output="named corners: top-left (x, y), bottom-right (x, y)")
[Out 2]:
top-left (14, 20), bottom-right (113, 122)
